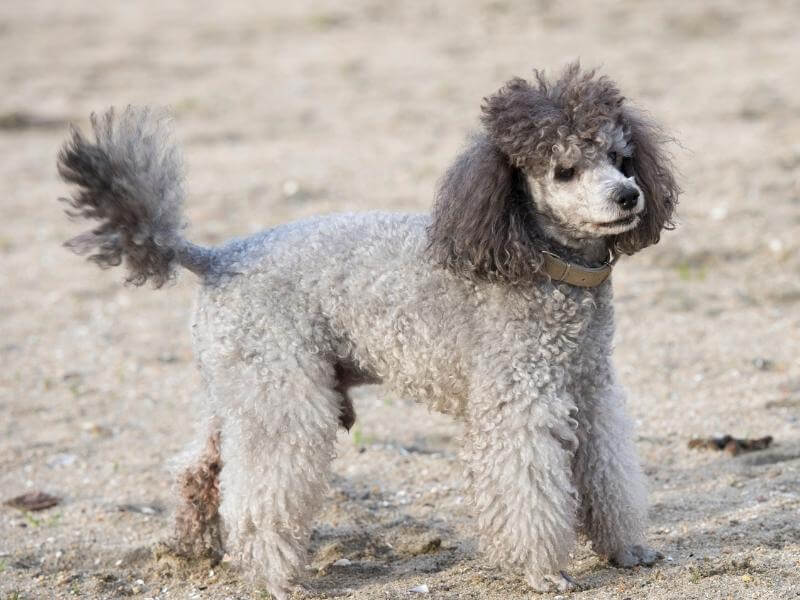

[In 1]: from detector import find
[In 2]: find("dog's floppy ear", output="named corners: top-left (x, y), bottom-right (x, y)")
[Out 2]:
top-left (612, 107), bottom-right (680, 255)
top-left (427, 134), bottom-right (540, 282)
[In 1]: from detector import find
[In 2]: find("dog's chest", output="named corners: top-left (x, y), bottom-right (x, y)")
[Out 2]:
top-left (510, 282), bottom-right (615, 379)
top-left (534, 283), bottom-right (615, 395)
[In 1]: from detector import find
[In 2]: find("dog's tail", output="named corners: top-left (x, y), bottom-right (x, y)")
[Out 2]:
top-left (57, 106), bottom-right (215, 287)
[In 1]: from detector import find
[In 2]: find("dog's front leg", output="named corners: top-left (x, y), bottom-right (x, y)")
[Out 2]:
top-left (574, 379), bottom-right (662, 567)
top-left (462, 377), bottom-right (581, 592)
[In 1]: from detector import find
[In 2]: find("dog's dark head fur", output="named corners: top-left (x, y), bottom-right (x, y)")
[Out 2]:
top-left (428, 63), bottom-right (680, 283)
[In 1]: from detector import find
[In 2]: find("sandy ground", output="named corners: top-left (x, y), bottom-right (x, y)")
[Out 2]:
top-left (1, 1), bottom-right (799, 598)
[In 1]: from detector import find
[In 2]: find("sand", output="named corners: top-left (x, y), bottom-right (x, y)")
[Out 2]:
top-left (1, 1), bottom-right (799, 598)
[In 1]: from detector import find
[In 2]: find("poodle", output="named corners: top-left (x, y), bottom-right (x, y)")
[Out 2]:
top-left (56, 63), bottom-right (679, 597)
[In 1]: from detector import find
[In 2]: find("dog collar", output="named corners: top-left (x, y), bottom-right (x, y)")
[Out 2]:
top-left (541, 250), bottom-right (614, 288)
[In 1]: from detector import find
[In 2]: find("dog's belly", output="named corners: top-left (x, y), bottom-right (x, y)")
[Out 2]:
top-left (334, 334), bottom-right (470, 417)
top-left (328, 288), bottom-right (473, 417)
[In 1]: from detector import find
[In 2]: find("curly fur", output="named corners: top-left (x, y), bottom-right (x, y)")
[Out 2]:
top-left (173, 422), bottom-right (224, 558)
top-left (57, 64), bottom-right (679, 598)
top-left (58, 107), bottom-right (215, 287)
top-left (427, 134), bottom-right (543, 283)
top-left (429, 63), bottom-right (679, 282)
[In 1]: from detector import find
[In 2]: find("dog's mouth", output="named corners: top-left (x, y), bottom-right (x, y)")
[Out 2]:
top-left (595, 213), bottom-right (640, 231)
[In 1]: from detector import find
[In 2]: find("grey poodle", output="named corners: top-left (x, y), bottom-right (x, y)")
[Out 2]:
top-left (56, 63), bottom-right (679, 597)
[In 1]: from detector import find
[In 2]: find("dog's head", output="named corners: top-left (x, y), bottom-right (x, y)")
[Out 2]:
top-left (428, 63), bottom-right (680, 283)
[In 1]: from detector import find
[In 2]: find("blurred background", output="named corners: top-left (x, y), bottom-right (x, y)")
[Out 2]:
top-left (1, 1), bottom-right (798, 598)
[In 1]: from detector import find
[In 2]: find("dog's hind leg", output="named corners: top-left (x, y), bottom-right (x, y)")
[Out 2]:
top-left (173, 417), bottom-right (224, 559)
top-left (207, 345), bottom-right (341, 600)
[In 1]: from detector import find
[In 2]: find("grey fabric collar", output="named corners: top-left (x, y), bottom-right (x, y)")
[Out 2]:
top-left (541, 250), bottom-right (614, 288)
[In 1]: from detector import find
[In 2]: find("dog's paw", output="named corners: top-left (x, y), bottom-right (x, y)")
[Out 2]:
top-left (527, 570), bottom-right (582, 593)
top-left (610, 544), bottom-right (663, 567)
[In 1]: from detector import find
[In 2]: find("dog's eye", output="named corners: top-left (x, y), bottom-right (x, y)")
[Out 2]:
top-left (608, 151), bottom-right (618, 165)
top-left (554, 166), bottom-right (575, 181)
top-left (620, 157), bottom-right (634, 177)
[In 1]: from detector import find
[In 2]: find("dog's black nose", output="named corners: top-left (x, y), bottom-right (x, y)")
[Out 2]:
top-left (616, 187), bottom-right (640, 211)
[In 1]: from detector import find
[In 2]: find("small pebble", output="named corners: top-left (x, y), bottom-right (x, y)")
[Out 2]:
top-left (82, 422), bottom-right (112, 437)
top-left (282, 180), bottom-right (300, 197)
top-left (333, 558), bottom-right (352, 567)
top-left (409, 584), bottom-right (429, 593)
top-left (47, 453), bottom-right (77, 468)
top-left (752, 357), bottom-right (773, 371)
top-left (118, 503), bottom-right (160, 515)
top-left (710, 205), bottom-right (728, 220)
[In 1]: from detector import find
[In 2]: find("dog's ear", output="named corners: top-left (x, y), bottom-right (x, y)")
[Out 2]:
top-left (427, 134), bottom-right (540, 282)
top-left (612, 107), bottom-right (680, 255)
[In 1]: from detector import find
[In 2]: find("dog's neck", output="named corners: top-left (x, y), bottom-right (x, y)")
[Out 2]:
top-left (536, 215), bottom-right (610, 268)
